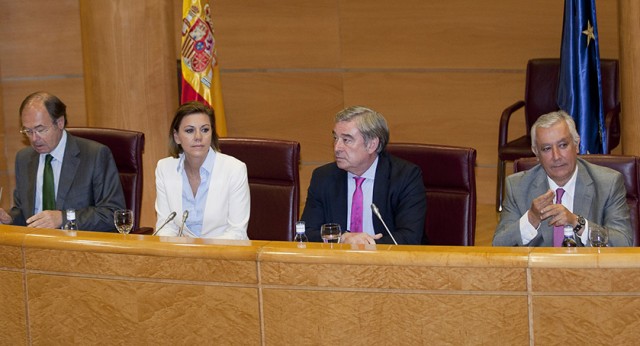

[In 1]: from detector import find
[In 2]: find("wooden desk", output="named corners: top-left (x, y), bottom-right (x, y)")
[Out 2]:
top-left (1, 225), bottom-right (639, 344)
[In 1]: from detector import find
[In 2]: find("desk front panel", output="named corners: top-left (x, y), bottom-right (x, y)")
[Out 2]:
top-left (3, 225), bottom-right (640, 344)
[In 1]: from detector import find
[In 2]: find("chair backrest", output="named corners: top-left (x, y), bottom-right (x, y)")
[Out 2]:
top-left (524, 58), bottom-right (619, 137)
top-left (218, 137), bottom-right (300, 241)
top-left (66, 127), bottom-right (145, 230)
top-left (514, 155), bottom-right (640, 246)
top-left (386, 143), bottom-right (477, 245)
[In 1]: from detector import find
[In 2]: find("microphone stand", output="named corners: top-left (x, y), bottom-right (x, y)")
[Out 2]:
top-left (178, 210), bottom-right (189, 237)
top-left (371, 203), bottom-right (398, 245)
top-left (152, 211), bottom-right (177, 236)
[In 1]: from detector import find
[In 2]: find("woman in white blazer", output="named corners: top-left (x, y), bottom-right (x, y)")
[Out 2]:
top-left (154, 101), bottom-right (250, 239)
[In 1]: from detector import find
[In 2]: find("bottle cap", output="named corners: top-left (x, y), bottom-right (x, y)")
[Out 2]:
top-left (295, 221), bottom-right (305, 234)
top-left (563, 227), bottom-right (573, 236)
top-left (66, 209), bottom-right (76, 220)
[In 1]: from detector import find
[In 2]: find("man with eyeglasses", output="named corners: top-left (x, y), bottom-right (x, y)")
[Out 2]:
top-left (0, 92), bottom-right (125, 231)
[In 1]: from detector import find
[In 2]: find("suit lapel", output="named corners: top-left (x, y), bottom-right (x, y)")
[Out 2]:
top-left (56, 135), bottom-right (81, 208)
top-left (526, 166), bottom-right (553, 245)
top-left (525, 166), bottom-right (550, 210)
top-left (372, 154), bottom-right (390, 234)
top-left (168, 159), bottom-right (184, 214)
top-left (26, 151), bottom-right (39, 217)
top-left (573, 160), bottom-right (594, 217)
top-left (331, 166), bottom-right (348, 228)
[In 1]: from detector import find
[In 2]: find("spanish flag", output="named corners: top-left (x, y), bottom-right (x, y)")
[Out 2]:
top-left (180, 0), bottom-right (227, 136)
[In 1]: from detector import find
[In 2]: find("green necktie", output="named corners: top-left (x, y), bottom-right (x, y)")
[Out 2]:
top-left (42, 154), bottom-right (55, 210)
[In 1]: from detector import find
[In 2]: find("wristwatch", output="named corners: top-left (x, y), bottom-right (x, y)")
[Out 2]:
top-left (573, 215), bottom-right (586, 234)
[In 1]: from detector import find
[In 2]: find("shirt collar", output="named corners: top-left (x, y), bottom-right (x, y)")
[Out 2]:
top-left (348, 156), bottom-right (379, 181)
top-left (177, 147), bottom-right (216, 175)
top-left (547, 163), bottom-right (579, 193)
top-left (43, 130), bottom-right (67, 162)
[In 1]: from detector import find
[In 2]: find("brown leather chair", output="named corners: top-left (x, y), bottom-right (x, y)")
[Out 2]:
top-left (66, 127), bottom-right (148, 234)
top-left (497, 58), bottom-right (621, 211)
top-left (514, 155), bottom-right (640, 246)
top-left (386, 143), bottom-right (477, 246)
top-left (219, 137), bottom-right (300, 241)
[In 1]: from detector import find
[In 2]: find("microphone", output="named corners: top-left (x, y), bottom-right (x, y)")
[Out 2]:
top-left (178, 210), bottom-right (189, 237)
top-left (152, 211), bottom-right (177, 236)
top-left (371, 203), bottom-right (398, 245)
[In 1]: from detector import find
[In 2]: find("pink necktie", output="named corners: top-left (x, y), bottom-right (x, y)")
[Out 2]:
top-left (350, 177), bottom-right (365, 233)
top-left (553, 188), bottom-right (565, 247)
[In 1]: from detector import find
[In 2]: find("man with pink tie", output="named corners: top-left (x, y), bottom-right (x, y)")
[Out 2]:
top-left (493, 111), bottom-right (632, 247)
top-left (301, 106), bottom-right (427, 245)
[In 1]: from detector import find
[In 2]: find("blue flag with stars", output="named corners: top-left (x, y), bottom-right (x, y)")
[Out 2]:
top-left (557, 0), bottom-right (606, 154)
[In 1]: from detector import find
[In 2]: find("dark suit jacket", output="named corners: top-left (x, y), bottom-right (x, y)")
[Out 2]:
top-left (301, 152), bottom-right (427, 245)
top-left (10, 133), bottom-right (126, 232)
top-left (493, 158), bottom-right (633, 247)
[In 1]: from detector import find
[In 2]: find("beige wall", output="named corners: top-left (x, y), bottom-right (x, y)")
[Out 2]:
top-left (0, 0), bottom-right (622, 225)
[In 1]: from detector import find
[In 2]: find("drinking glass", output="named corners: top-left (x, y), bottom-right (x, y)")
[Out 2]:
top-left (589, 224), bottom-right (609, 247)
top-left (114, 209), bottom-right (134, 234)
top-left (320, 223), bottom-right (342, 244)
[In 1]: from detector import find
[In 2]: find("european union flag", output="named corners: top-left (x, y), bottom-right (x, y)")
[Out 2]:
top-left (557, 0), bottom-right (605, 154)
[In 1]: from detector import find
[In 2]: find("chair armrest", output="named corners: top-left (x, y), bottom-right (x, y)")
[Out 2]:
top-left (604, 102), bottom-right (621, 153)
top-left (498, 101), bottom-right (526, 146)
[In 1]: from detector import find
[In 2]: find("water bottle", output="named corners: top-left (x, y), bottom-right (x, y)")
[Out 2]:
top-left (561, 227), bottom-right (577, 247)
top-left (63, 209), bottom-right (78, 230)
top-left (293, 221), bottom-right (308, 243)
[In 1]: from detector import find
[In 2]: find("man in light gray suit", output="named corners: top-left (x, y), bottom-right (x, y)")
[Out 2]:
top-left (493, 111), bottom-right (632, 247)
top-left (0, 92), bottom-right (125, 232)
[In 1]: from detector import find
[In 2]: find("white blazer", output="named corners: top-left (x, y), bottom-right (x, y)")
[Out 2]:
top-left (154, 152), bottom-right (250, 239)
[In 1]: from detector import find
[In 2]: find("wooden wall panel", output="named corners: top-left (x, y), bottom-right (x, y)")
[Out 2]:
top-left (80, 0), bottom-right (178, 228)
top-left (19, 229), bottom-right (263, 345)
top-left (534, 296), bottom-right (640, 344)
top-left (7, 227), bottom-right (640, 344)
top-left (0, 0), bottom-right (86, 212)
top-left (0, 0), bottom-right (625, 228)
top-left (0, 271), bottom-right (26, 345)
top-left (27, 274), bottom-right (260, 344)
top-left (214, 0), bottom-right (342, 69)
top-left (263, 289), bottom-right (529, 345)
top-left (340, 0), bottom-right (562, 69)
top-left (598, 0), bottom-right (622, 58)
top-left (341, 0), bottom-right (619, 69)
top-left (619, 0), bottom-right (640, 156)
top-left (1, 79), bottom-right (87, 130)
top-left (477, 166), bottom-right (500, 209)
top-left (342, 72), bottom-right (525, 163)
top-left (221, 72), bottom-right (343, 162)
top-left (0, 0), bottom-right (83, 78)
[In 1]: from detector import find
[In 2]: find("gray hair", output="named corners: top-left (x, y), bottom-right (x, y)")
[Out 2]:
top-left (531, 110), bottom-right (580, 154)
top-left (335, 106), bottom-right (389, 153)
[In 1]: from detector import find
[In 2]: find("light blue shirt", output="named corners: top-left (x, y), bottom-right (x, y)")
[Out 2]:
top-left (346, 157), bottom-right (378, 236)
top-left (178, 147), bottom-right (216, 237)
top-left (35, 130), bottom-right (67, 214)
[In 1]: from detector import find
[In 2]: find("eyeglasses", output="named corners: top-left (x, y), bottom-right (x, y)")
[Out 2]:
top-left (20, 123), bottom-right (55, 137)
